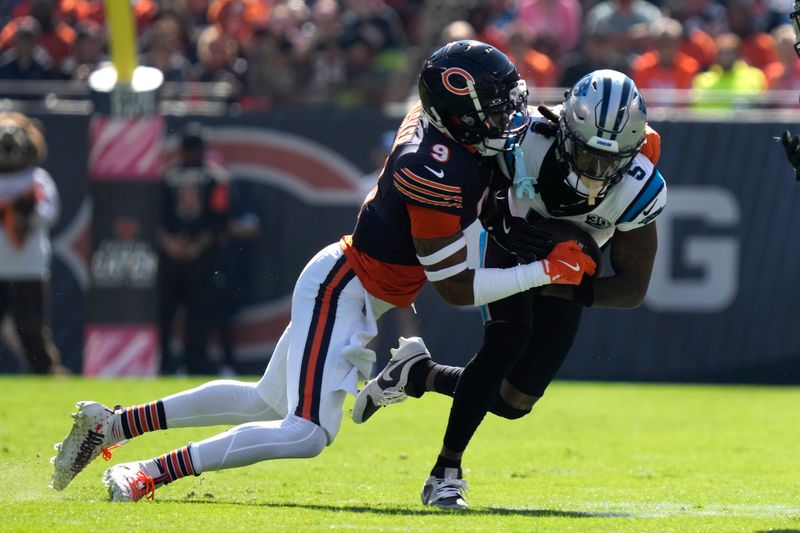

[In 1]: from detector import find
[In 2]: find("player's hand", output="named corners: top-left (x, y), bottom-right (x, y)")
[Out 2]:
top-left (495, 213), bottom-right (553, 263)
top-left (542, 240), bottom-right (597, 285)
top-left (780, 130), bottom-right (800, 181)
top-left (641, 124), bottom-right (661, 165)
top-left (531, 104), bottom-right (559, 138)
top-left (485, 191), bottom-right (553, 262)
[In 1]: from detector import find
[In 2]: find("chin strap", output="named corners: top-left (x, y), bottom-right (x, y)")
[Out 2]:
top-left (512, 145), bottom-right (537, 200)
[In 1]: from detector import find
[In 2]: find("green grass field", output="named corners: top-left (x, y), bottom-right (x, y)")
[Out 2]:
top-left (0, 377), bottom-right (798, 532)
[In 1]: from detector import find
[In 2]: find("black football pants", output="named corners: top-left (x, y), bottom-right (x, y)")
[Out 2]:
top-left (441, 237), bottom-right (583, 454)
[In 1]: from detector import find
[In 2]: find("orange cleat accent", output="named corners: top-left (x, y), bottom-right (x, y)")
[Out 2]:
top-left (129, 470), bottom-right (156, 502)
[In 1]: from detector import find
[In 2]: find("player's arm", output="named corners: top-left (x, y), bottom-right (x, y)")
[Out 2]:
top-left (397, 164), bottom-right (595, 306)
top-left (412, 223), bottom-right (595, 307)
top-left (539, 223), bottom-right (657, 308)
top-left (592, 222), bottom-right (657, 308)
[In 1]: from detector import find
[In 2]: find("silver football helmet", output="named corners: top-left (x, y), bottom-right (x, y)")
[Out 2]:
top-left (791, 1), bottom-right (800, 57)
top-left (558, 69), bottom-right (647, 204)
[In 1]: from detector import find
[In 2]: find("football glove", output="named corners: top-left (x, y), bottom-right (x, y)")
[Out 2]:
top-left (542, 240), bottom-right (597, 285)
top-left (485, 191), bottom-right (553, 263)
top-left (780, 130), bottom-right (800, 181)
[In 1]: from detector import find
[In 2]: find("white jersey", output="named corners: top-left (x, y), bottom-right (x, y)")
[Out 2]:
top-left (0, 167), bottom-right (60, 280)
top-left (504, 112), bottom-right (667, 248)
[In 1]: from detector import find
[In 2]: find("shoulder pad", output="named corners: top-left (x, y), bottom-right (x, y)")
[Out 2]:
top-left (616, 161), bottom-right (667, 230)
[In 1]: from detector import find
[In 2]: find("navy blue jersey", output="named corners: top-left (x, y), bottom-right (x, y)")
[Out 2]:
top-left (342, 102), bottom-right (493, 306)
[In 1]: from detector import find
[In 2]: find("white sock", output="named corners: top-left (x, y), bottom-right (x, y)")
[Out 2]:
top-left (161, 380), bottom-right (279, 428)
top-left (188, 415), bottom-right (327, 473)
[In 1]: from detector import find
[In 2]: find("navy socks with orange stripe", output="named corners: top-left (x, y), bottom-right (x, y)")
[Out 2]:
top-left (118, 401), bottom-right (168, 440)
top-left (152, 445), bottom-right (197, 484)
top-left (134, 444), bottom-right (199, 488)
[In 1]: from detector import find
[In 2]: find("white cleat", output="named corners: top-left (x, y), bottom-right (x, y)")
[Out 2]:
top-left (421, 469), bottom-right (469, 510)
top-left (103, 462), bottom-right (156, 502)
top-left (351, 336), bottom-right (431, 424)
top-left (50, 401), bottom-right (126, 491)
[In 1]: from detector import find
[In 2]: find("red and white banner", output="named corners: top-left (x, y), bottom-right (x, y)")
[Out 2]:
top-left (83, 325), bottom-right (158, 377)
top-left (88, 116), bottom-right (164, 180)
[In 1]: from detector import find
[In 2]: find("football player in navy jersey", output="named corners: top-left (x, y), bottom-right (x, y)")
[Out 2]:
top-left (354, 70), bottom-right (668, 509)
top-left (50, 41), bottom-right (598, 502)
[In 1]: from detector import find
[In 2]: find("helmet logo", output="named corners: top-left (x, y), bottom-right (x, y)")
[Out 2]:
top-left (442, 68), bottom-right (476, 96)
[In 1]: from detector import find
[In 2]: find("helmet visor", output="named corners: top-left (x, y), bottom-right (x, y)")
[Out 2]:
top-left (572, 145), bottom-right (633, 181)
top-left (484, 79), bottom-right (529, 138)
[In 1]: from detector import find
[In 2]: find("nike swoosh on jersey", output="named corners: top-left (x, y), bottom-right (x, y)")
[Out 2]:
top-left (502, 218), bottom-right (512, 234)
top-left (642, 199), bottom-right (659, 217)
top-left (424, 165), bottom-right (445, 178)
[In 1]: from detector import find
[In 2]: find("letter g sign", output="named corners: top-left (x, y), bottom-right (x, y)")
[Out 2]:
top-left (646, 186), bottom-right (739, 312)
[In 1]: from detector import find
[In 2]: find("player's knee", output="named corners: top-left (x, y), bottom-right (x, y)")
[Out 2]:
top-left (490, 397), bottom-right (532, 420)
top-left (491, 383), bottom-right (541, 419)
top-left (284, 415), bottom-right (327, 458)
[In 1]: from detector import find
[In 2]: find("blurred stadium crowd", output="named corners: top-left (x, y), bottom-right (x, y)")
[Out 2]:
top-left (1, 0), bottom-right (799, 107)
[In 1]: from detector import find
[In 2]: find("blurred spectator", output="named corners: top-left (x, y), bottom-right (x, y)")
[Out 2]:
top-left (667, 0), bottom-right (727, 37)
top-left (678, 22), bottom-right (718, 70)
top-left (692, 33), bottom-right (767, 109)
top-left (215, 180), bottom-right (260, 376)
top-left (631, 18), bottom-right (700, 89)
top-left (56, 0), bottom-right (158, 32)
top-left (194, 24), bottom-right (246, 95)
top-left (141, 18), bottom-right (192, 83)
top-left (759, 0), bottom-right (796, 34)
top-left (767, 24), bottom-right (800, 90)
top-left (337, 37), bottom-right (387, 107)
top-left (466, 4), bottom-right (509, 51)
top-left (0, 17), bottom-right (51, 84)
top-left (207, 0), bottom-right (268, 48)
top-left (586, 0), bottom-right (663, 34)
top-left (726, 0), bottom-right (780, 72)
top-left (560, 28), bottom-right (628, 86)
top-left (0, 0), bottom-right (76, 67)
top-left (57, 20), bottom-right (102, 80)
top-left (340, 0), bottom-right (408, 100)
top-left (438, 20), bottom-right (476, 46)
top-left (506, 25), bottom-right (559, 89)
top-left (244, 27), bottom-right (301, 108)
top-left (586, 0), bottom-right (663, 64)
top-left (339, 0), bottom-right (407, 53)
top-left (157, 122), bottom-right (229, 375)
top-left (516, 0), bottom-right (582, 58)
top-left (0, 112), bottom-right (64, 375)
top-left (291, 0), bottom-right (346, 106)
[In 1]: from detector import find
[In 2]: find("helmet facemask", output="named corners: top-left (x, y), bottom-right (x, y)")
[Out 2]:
top-left (476, 80), bottom-right (530, 156)
top-left (559, 122), bottom-right (642, 206)
top-left (556, 70), bottom-right (647, 206)
top-left (791, 2), bottom-right (800, 57)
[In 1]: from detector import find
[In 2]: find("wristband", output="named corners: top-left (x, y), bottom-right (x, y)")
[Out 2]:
top-left (472, 261), bottom-right (551, 306)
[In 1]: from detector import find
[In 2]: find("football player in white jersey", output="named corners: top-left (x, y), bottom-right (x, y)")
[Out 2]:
top-left (353, 70), bottom-right (668, 509)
